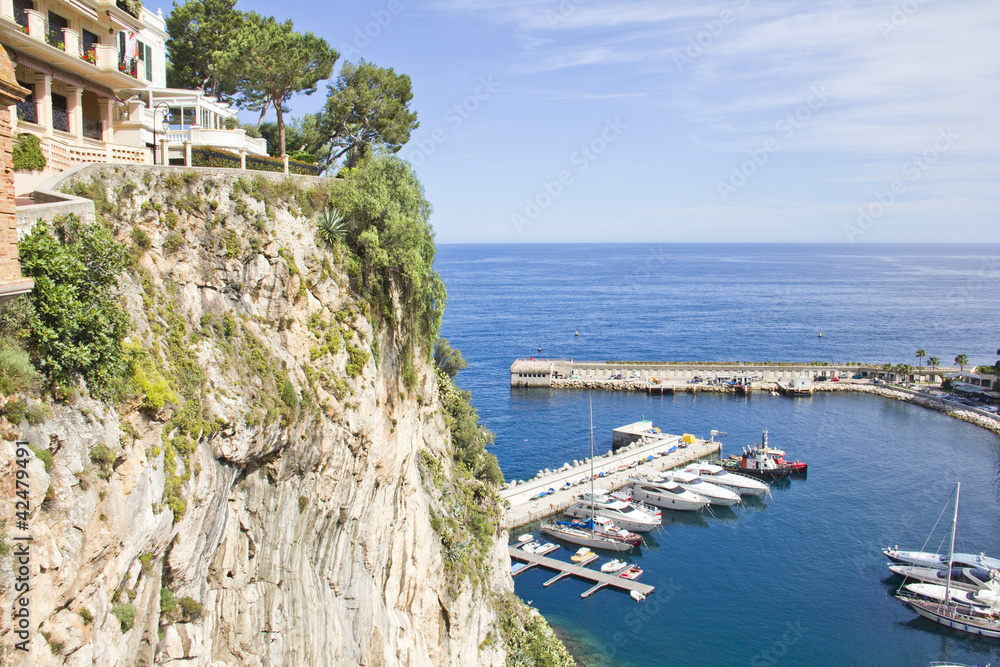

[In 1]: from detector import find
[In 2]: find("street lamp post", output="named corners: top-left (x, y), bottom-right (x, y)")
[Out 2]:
top-left (152, 102), bottom-right (169, 165)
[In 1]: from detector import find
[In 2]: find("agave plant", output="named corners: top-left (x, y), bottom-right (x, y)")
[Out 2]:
top-left (316, 206), bottom-right (349, 247)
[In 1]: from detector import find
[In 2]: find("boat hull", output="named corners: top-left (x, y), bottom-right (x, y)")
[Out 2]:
top-left (540, 525), bottom-right (636, 552)
top-left (883, 548), bottom-right (1000, 571)
top-left (904, 599), bottom-right (1000, 639)
top-left (721, 461), bottom-right (791, 480)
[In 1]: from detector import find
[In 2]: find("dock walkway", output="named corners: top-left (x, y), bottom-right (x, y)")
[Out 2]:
top-left (508, 546), bottom-right (655, 598)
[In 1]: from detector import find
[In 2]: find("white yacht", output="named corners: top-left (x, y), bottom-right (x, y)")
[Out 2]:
top-left (682, 462), bottom-right (769, 497)
top-left (889, 565), bottom-right (999, 593)
top-left (628, 478), bottom-right (710, 512)
top-left (903, 579), bottom-right (1000, 608)
top-left (883, 546), bottom-right (1000, 571)
top-left (565, 494), bottom-right (662, 532)
top-left (660, 471), bottom-right (741, 507)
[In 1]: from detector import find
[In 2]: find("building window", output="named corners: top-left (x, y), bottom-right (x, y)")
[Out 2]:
top-left (13, 0), bottom-right (32, 30)
top-left (82, 117), bottom-right (102, 140)
top-left (51, 93), bottom-right (69, 133)
top-left (47, 11), bottom-right (67, 49)
top-left (145, 44), bottom-right (152, 81)
top-left (16, 82), bottom-right (36, 124)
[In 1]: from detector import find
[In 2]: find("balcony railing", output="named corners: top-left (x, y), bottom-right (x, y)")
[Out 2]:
top-left (16, 99), bottom-right (37, 124)
top-left (13, 7), bottom-right (28, 31)
top-left (82, 117), bottom-right (102, 141)
top-left (52, 107), bottom-right (69, 133)
top-left (118, 56), bottom-right (137, 78)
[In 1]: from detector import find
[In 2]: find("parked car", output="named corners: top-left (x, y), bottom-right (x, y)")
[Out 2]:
top-left (831, 377), bottom-right (840, 382)
top-left (852, 373), bottom-right (864, 379)
top-left (815, 376), bottom-right (828, 382)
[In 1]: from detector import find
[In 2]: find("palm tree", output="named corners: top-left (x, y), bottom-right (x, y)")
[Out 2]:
top-left (915, 349), bottom-right (925, 369)
top-left (955, 354), bottom-right (969, 372)
top-left (928, 356), bottom-right (940, 372)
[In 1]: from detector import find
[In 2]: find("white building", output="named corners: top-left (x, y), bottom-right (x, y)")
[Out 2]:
top-left (0, 0), bottom-right (267, 193)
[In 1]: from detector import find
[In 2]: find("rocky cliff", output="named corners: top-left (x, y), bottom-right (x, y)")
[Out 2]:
top-left (0, 164), bottom-right (572, 666)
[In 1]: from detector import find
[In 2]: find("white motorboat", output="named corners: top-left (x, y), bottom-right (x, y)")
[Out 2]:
top-left (565, 494), bottom-right (662, 532)
top-left (601, 559), bottom-right (629, 574)
top-left (889, 564), bottom-right (999, 593)
top-left (896, 483), bottom-right (1000, 639)
top-left (660, 470), bottom-right (741, 507)
top-left (521, 541), bottom-right (559, 556)
top-left (682, 462), bottom-right (769, 497)
top-left (883, 546), bottom-right (1000, 571)
top-left (628, 478), bottom-right (710, 512)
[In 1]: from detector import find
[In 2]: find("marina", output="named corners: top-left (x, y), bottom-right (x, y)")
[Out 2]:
top-left (507, 546), bottom-right (656, 599)
top-left (501, 421), bottom-right (720, 529)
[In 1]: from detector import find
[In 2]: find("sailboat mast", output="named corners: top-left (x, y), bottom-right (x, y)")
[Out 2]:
top-left (944, 482), bottom-right (960, 608)
top-left (589, 398), bottom-right (595, 536)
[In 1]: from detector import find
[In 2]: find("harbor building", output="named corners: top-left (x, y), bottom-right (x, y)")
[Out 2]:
top-left (510, 358), bottom-right (572, 387)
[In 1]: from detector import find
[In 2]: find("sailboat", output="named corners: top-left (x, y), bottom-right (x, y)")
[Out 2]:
top-left (895, 483), bottom-right (1000, 638)
top-left (541, 401), bottom-right (640, 552)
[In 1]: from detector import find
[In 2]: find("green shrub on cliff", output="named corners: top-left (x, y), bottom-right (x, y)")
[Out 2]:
top-left (330, 154), bottom-right (446, 364)
top-left (16, 215), bottom-right (130, 399)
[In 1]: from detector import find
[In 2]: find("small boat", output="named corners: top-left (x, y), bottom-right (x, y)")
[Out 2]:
top-left (628, 477), bottom-right (711, 512)
top-left (601, 559), bottom-right (629, 574)
top-left (517, 534), bottom-right (533, 544)
top-left (619, 565), bottom-right (643, 580)
top-left (522, 542), bottom-right (559, 556)
top-left (571, 547), bottom-right (597, 563)
top-left (889, 565), bottom-right (999, 593)
top-left (557, 516), bottom-right (644, 545)
top-left (682, 463), bottom-right (769, 497)
top-left (883, 546), bottom-right (1000, 571)
top-left (630, 590), bottom-right (646, 602)
top-left (660, 470), bottom-right (741, 507)
top-left (896, 483), bottom-right (1000, 639)
top-left (760, 436), bottom-right (808, 474)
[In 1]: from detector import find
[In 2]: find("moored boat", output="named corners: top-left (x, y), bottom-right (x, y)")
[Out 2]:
top-left (541, 522), bottom-right (637, 552)
top-left (888, 564), bottom-right (999, 593)
top-left (566, 493), bottom-right (662, 532)
top-left (660, 470), bottom-right (741, 507)
top-left (628, 477), bottom-right (711, 512)
top-left (619, 564), bottom-right (644, 580)
top-left (720, 429), bottom-right (793, 480)
top-left (601, 559), bottom-right (629, 574)
top-left (682, 463), bottom-right (769, 497)
top-left (903, 580), bottom-right (1000, 608)
top-left (883, 546), bottom-right (1000, 571)
top-left (895, 482), bottom-right (1000, 639)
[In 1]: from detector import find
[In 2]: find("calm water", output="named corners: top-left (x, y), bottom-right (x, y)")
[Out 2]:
top-left (435, 244), bottom-right (1000, 667)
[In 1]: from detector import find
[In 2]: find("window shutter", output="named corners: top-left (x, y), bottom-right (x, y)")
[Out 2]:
top-left (118, 31), bottom-right (124, 58)
top-left (145, 45), bottom-right (152, 80)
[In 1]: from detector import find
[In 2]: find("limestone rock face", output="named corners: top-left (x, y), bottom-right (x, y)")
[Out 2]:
top-left (0, 167), bottom-right (517, 666)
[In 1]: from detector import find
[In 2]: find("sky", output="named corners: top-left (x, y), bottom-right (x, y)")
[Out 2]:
top-left (208, 0), bottom-right (1000, 243)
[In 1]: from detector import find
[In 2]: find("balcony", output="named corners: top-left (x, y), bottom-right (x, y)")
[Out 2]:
top-left (162, 126), bottom-right (268, 156)
top-left (0, 11), bottom-right (140, 87)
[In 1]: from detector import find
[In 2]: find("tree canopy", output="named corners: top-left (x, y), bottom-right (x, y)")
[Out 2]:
top-left (434, 338), bottom-right (467, 378)
top-left (218, 13), bottom-right (338, 156)
top-left (308, 60), bottom-right (418, 170)
top-left (165, 0), bottom-right (243, 99)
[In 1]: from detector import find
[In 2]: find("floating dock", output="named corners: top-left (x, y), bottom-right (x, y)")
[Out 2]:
top-left (508, 546), bottom-right (654, 598)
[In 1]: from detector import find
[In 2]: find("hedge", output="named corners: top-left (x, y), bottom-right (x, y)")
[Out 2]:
top-left (191, 146), bottom-right (319, 176)
top-left (13, 134), bottom-right (46, 171)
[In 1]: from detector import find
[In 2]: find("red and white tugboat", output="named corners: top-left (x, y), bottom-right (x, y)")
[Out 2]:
top-left (722, 429), bottom-right (793, 480)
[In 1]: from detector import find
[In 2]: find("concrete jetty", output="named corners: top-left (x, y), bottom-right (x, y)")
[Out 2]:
top-left (502, 426), bottom-right (720, 529)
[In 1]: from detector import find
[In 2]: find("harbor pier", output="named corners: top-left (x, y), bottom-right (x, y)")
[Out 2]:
top-left (501, 425), bottom-right (720, 529)
top-left (508, 546), bottom-right (656, 598)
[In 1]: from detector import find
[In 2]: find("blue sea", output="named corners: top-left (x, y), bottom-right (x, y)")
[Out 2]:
top-left (434, 244), bottom-right (1000, 667)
